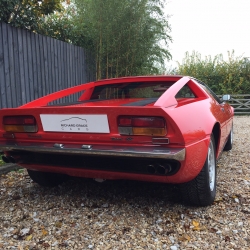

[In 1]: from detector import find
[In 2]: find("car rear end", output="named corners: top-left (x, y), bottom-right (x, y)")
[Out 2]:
top-left (0, 103), bottom-right (188, 182)
top-left (0, 76), bottom-right (210, 184)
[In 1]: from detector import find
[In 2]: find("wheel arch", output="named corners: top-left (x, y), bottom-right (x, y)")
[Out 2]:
top-left (212, 122), bottom-right (221, 158)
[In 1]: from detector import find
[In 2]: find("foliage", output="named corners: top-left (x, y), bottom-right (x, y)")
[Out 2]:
top-left (73, 0), bottom-right (172, 80)
top-left (37, 5), bottom-right (93, 48)
top-left (176, 51), bottom-right (250, 94)
top-left (0, 0), bottom-right (172, 80)
top-left (0, 0), bottom-right (62, 31)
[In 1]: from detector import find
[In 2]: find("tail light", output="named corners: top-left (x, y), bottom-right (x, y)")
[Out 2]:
top-left (3, 115), bottom-right (37, 133)
top-left (118, 116), bottom-right (166, 136)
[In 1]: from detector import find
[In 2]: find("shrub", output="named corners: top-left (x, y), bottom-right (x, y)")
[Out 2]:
top-left (176, 51), bottom-right (250, 94)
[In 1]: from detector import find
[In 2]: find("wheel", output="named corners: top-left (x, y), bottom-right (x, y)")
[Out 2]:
top-left (27, 169), bottom-right (69, 187)
top-left (224, 125), bottom-right (233, 151)
top-left (180, 134), bottom-right (216, 206)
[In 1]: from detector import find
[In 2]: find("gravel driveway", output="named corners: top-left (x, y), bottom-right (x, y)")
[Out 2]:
top-left (0, 116), bottom-right (249, 250)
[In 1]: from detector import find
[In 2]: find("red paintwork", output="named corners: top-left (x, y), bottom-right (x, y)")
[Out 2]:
top-left (0, 76), bottom-right (234, 184)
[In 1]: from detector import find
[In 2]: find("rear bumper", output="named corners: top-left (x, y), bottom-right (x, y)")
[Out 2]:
top-left (0, 138), bottom-right (209, 184)
top-left (0, 143), bottom-right (185, 161)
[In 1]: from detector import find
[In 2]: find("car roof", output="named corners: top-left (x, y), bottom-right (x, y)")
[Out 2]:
top-left (92, 75), bottom-right (187, 85)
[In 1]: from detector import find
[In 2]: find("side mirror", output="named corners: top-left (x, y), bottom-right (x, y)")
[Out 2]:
top-left (222, 94), bottom-right (231, 101)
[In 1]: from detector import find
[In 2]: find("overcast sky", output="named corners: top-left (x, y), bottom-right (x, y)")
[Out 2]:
top-left (165, 0), bottom-right (250, 66)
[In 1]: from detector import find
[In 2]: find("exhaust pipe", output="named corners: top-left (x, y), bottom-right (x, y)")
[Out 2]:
top-left (1, 155), bottom-right (17, 164)
top-left (156, 163), bottom-right (172, 175)
top-left (2, 155), bottom-right (10, 163)
top-left (147, 164), bottom-right (156, 174)
top-left (9, 156), bottom-right (16, 163)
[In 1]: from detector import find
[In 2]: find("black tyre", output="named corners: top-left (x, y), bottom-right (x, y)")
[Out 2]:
top-left (180, 134), bottom-right (216, 206)
top-left (224, 125), bottom-right (233, 151)
top-left (27, 169), bottom-right (69, 187)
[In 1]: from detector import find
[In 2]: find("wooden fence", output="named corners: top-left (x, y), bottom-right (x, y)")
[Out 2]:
top-left (0, 22), bottom-right (95, 109)
top-left (226, 94), bottom-right (250, 115)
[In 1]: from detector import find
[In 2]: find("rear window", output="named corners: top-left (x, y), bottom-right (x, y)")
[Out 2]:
top-left (90, 82), bottom-right (175, 100)
top-left (175, 85), bottom-right (196, 98)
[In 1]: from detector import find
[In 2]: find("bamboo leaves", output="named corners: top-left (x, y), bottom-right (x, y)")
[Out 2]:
top-left (74, 0), bottom-right (172, 79)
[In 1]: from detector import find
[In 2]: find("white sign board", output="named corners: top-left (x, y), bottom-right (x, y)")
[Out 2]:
top-left (40, 114), bottom-right (110, 133)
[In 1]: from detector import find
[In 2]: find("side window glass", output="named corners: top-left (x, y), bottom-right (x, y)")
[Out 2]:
top-left (192, 78), bottom-right (222, 103)
top-left (175, 85), bottom-right (196, 98)
top-left (198, 82), bottom-right (222, 104)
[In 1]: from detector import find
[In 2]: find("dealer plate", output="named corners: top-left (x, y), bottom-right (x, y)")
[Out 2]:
top-left (40, 114), bottom-right (110, 133)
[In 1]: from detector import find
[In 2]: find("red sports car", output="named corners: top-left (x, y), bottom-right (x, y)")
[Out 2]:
top-left (0, 76), bottom-right (233, 206)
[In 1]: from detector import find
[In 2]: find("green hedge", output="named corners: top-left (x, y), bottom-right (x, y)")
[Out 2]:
top-left (176, 51), bottom-right (250, 95)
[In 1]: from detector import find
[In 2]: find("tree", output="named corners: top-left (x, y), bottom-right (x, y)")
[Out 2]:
top-left (37, 5), bottom-right (93, 48)
top-left (0, 0), bottom-right (62, 31)
top-left (74, 0), bottom-right (172, 79)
